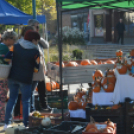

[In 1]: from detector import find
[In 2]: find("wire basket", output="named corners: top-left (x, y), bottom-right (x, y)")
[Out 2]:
top-left (0, 64), bottom-right (11, 79)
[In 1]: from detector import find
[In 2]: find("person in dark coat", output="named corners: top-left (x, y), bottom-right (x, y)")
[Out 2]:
top-left (116, 19), bottom-right (125, 45)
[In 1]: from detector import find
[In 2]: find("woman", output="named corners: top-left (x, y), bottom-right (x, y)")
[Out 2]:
top-left (0, 31), bottom-right (17, 123)
top-left (4, 30), bottom-right (40, 129)
top-left (13, 26), bottom-right (34, 120)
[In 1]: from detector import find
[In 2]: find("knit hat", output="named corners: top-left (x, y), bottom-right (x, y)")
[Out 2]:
top-left (24, 30), bottom-right (40, 42)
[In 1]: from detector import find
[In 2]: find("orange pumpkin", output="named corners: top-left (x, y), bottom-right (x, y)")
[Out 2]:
top-left (106, 69), bottom-right (115, 77)
top-left (106, 60), bottom-right (115, 64)
top-left (101, 76), bottom-right (116, 86)
top-left (91, 60), bottom-right (98, 65)
top-left (87, 128), bottom-right (99, 133)
top-left (56, 82), bottom-right (61, 89)
top-left (98, 61), bottom-right (102, 65)
top-left (65, 61), bottom-right (78, 67)
top-left (92, 78), bottom-right (101, 87)
top-left (85, 123), bottom-right (98, 132)
top-left (46, 81), bottom-right (56, 92)
top-left (130, 49), bottom-right (134, 57)
top-left (76, 91), bottom-right (86, 98)
top-left (92, 70), bottom-right (103, 81)
top-left (68, 101), bottom-right (78, 110)
top-left (55, 62), bottom-right (64, 67)
top-left (103, 79), bottom-right (114, 92)
top-left (93, 83), bottom-right (101, 93)
top-left (116, 50), bottom-right (123, 57)
top-left (111, 104), bottom-right (121, 109)
top-left (80, 59), bottom-right (91, 66)
top-left (117, 64), bottom-right (127, 74)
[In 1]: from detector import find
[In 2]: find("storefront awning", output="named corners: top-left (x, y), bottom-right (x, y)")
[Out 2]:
top-left (56, 0), bottom-right (134, 10)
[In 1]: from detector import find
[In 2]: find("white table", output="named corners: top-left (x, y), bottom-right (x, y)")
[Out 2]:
top-left (112, 69), bottom-right (134, 104)
top-left (92, 89), bottom-right (114, 106)
top-left (69, 109), bottom-right (86, 119)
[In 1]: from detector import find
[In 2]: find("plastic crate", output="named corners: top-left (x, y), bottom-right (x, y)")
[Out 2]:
top-left (47, 96), bottom-right (68, 109)
top-left (126, 115), bottom-right (134, 134)
top-left (125, 102), bottom-right (134, 115)
top-left (29, 112), bottom-right (70, 127)
top-left (43, 121), bottom-right (88, 134)
top-left (82, 123), bottom-right (116, 134)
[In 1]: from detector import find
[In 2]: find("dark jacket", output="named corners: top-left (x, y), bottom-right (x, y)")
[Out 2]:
top-left (8, 42), bottom-right (40, 84)
top-left (116, 22), bottom-right (125, 34)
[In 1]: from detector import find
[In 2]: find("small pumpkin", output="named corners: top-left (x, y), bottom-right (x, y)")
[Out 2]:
top-left (92, 77), bottom-right (101, 87)
top-left (80, 59), bottom-right (91, 66)
top-left (90, 60), bottom-right (98, 65)
top-left (92, 70), bottom-right (103, 81)
top-left (93, 81), bottom-right (101, 93)
top-left (116, 50), bottom-right (123, 57)
top-left (98, 61), bottom-right (102, 65)
top-left (56, 82), bottom-right (62, 89)
top-left (68, 101), bottom-right (78, 110)
top-left (46, 81), bottom-right (56, 92)
top-left (55, 62), bottom-right (64, 67)
top-left (87, 128), bottom-right (99, 133)
top-left (106, 69), bottom-right (115, 77)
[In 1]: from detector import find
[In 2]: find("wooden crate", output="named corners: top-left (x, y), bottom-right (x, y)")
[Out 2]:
top-left (47, 59), bottom-right (115, 84)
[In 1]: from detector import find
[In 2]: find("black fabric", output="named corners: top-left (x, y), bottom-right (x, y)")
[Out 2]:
top-left (8, 44), bottom-right (39, 84)
top-left (37, 81), bottom-right (47, 108)
top-left (117, 33), bottom-right (124, 45)
top-left (116, 22), bottom-right (125, 33)
top-left (14, 94), bottom-right (21, 116)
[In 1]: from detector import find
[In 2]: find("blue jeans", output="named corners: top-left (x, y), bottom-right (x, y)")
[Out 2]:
top-left (5, 79), bottom-right (32, 127)
top-left (30, 81), bottom-right (38, 112)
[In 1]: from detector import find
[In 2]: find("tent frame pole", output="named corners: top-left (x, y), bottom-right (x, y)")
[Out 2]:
top-left (56, 0), bottom-right (64, 121)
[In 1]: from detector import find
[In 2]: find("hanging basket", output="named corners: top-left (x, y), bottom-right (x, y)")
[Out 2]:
top-left (0, 64), bottom-right (11, 79)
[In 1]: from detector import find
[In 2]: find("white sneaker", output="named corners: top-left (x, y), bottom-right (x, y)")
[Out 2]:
top-left (4, 124), bottom-right (12, 131)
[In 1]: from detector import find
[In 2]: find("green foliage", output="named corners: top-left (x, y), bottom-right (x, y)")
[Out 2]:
top-left (72, 49), bottom-right (83, 60)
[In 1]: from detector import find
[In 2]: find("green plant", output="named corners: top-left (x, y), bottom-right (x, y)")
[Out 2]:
top-left (72, 49), bottom-right (83, 60)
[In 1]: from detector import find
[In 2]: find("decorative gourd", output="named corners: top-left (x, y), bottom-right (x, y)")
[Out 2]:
top-left (90, 60), bottom-right (98, 65)
top-left (80, 59), bottom-right (91, 66)
top-left (117, 64), bottom-right (127, 74)
top-left (106, 60), bottom-right (115, 64)
top-left (68, 101), bottom-right (78, 110)
top-left (55, 62), bottom-right (64, 67)
top-left (130, 49), bottom-right (134, 57)
top-left (92, 70), bottom-right (103, 81)
top-left (103, 79), bottom-right (114, 92)
top-left (41, 117), bottom-right (51, 127)
top-left (103, 127), bottom-right (114, 133)
top-left (107, 119), bottom-right (115, 129)
top-left (46, 81), bottom-right (56, 92)
top-left (65, 61), bottom-right (78, 67)
top-left (116, 50), bottom-right (123, 57)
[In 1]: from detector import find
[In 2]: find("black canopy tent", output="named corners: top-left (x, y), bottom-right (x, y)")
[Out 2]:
top-left (55, 0), bottom-right (134, 121)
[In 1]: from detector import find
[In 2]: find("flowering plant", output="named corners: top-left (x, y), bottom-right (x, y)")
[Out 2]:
top-left (54, 26), bottom-right (85, 45)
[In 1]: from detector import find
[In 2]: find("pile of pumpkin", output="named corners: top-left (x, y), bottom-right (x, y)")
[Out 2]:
top-left (54, 59), bottom-right (115, 68)
top-left (83, 117), bottom-right (115, 133)
top-left (42, 81), bottom-right (61, 92)
top-left (115, 49), bottom-right (134, 76)
top-left (68, 88), bottom-right (90, 110)
top-left (92, 69), bottom-right (116, 93)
